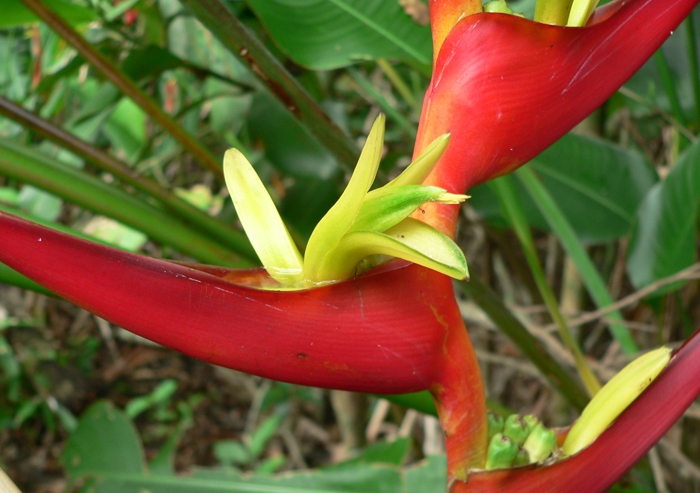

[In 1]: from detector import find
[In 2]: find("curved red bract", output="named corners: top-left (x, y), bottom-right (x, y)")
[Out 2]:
top-left (450, 329), bottom-right (700, 492)
top-left (0, 211), bottom-right (455, 394)
top-left (414, 0), bottom-right (699, 235)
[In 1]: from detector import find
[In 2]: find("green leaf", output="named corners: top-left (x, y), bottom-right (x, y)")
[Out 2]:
top-left (248, 415), bottom-right (283, 458)
top-left (246, 0), bottom-right (431, 69)
top-left (103, 98), bottom-right (146, 163)
top-left (62, 401), bottom-right (145, 477)
top-left (516, 166), bottom-right (639, 354)
top-left (336, 438), bottom-right (410, 467)
top-left (120, 45), bottom-right (187, 82)
top-left (0, 0), bottom-right (97, 28)
top-left (247, 93), bottom-right (338, 180)
top-left (404, 456), bottom-right (447, 493)
top-left (470, 134), bottom-right (657, 243)
top-left (627, 138), bottom-right (700, 290)
top-left (17, 186), bottom-right (62, 222)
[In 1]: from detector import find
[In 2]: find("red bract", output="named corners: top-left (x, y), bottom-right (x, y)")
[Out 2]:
top-left (0, 210), bottom-right (488, 470)
top-left (450, 329), bottom-right (700, 492)
top-left (414, 0), bottom-right (700, 235)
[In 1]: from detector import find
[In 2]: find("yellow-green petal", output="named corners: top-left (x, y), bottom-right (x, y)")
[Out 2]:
top-left (351, 185), bottom-right (465, 234)
top-left (567, 0), bottom-right (598, 26)
top-left (562, 346), bottom-right (672, 456)
top-left (319, 218), bottom-right (468, 282)
top-left (304, 114), bottom-right (385, 282)
top-left (223, 149), bottom-right (303, 285)
top-left (534, 0), bottom-right (573, 25)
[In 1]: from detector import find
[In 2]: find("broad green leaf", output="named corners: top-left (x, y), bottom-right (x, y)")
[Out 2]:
top-left (224, 149), bottom-right (304, 285)
top-left (280, 177), bottom-right (341, 240)
top-left (62, 400), bottom-right (446, 492)
top-left (627, 138), bottom-right (700, 289)
top-left (336, 438), bottom-right (410, 467)
top-left (470, 134), bottom-right (657, 243)
top-left (0, 0), bottom-right (97, 28)
top-left (246, 0), bottom-right (432, 69)
top-left (82, 217), bottom-right (148, 252)
top-left (248, 93), bottom-right (338, 180)
top-left (103, 98), bottom-right (147, 163)
top-left (17, 186), bottom-right (62, 222)
top-left (62, 401), bottom-right (145, 477)
top-left (120, 45), bottom-right (186, 82)
top-left (404, 455), bottom-right (447, 493)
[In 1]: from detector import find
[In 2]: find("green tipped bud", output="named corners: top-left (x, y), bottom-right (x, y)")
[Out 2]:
top-left (512, 447), bottom-right (530, 467)
top-left (484, 0), bottom-right (515, 14)
top-left (523, 424), bottom-right (557, 463)
top-left (522, 414), bottom-right (540, 435)
top-left (487, 411), bottom-right (505, 441)
top-left (486, 433), bottom-right (519, 470)
top-left (503, 414), bottom-right (530, 446)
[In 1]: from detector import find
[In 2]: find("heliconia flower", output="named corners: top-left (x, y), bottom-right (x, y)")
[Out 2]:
top-left (223, 114), bottom-right (469, 288)
top-left (0, 209), bottom-right (488, 471)
top-left (414, 0), bottom-right (700, 236)
top-left (1, 0), bottom-right (700, 489)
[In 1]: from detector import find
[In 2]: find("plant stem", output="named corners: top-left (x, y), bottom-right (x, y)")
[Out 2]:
top-left (685, 15), bottom-right (700, 128)
top-left (653, 50), bottom-right (687, 127)
top-left (0, 140), bottom-right (243, 266)
top-left (377, 59), bottom-right (417, 109)
top-left (0, 96), bottom-right (257, 262)
top-left (20, 0), bottom-right (224, 177)
top-left (347, 67), bottom-right (417, 137)
top-left (180, 0), bottom-right (360, 170)
top-left (516, 166), bottom-right (639, 354)
top-left (490, 175), bottom-right (601, 396)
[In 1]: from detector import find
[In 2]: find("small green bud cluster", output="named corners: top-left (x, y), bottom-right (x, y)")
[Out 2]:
top-left (485, 412), bottom-right (558, 470)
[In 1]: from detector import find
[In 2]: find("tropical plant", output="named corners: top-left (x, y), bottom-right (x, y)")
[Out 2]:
top-left (1, 0), bottom-right (700, 491)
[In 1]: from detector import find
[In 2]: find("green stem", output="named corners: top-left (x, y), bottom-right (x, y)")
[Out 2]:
top-left (516, 166), bottom-right (638, 354)
top-left (347, 67), bottom-right (417, 137)
top-left (0, 96), bottom-right (256, 262)
top-left (179, 0), bottom-right (360, 170)
top-left (685, 15), bottom-right (700, 128)
top-left (0, 139), bottom-right (243, 266)
top-left (490, 175), bottom-right (601, 396)
top-left (377, 59), bottom-right (416, 109)
top-left (20, 0), bottom-right (224, 177)
top-left (459, 275), bottom-right (589, 411)
top-left (653, 50), bottom-right (687, 127)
